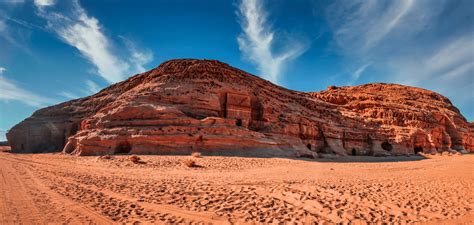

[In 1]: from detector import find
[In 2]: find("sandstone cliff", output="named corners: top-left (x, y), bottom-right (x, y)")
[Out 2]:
top-left (7, 59), bottom-right (474, 156)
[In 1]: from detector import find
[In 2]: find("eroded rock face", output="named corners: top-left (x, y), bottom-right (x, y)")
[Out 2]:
top-left (7, 59), bottom-right (474, 156)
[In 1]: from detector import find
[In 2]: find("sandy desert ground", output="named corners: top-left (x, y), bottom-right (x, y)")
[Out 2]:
top-left (0, 147), bottom-right (472, 224)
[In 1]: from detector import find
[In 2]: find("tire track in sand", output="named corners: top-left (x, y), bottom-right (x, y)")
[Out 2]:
top-left (3, 155), bottom-right (228, 224)
top-left (40, 169), bottom-right (229, 224)
top-left (0, 157), bottom-right (46, 224)
top-left (23, 163), bottom-right (114, 224)
top-left (0, 156), bottom-right (113, 224)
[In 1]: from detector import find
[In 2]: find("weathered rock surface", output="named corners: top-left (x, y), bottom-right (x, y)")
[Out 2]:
top-left (7, 59), bottom-right (474, 156)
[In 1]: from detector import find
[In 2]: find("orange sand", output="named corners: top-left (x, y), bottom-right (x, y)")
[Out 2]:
top-left (0, 152), bottom-right (472, 224)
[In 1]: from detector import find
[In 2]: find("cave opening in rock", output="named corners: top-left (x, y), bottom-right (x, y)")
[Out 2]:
top-left (306, 143), bottom-right (311, 150)
top-left (236, 118), bottom-right (242, 127)
top-left (414, 146), bottom-right (423, 154)
top-left (115, 141), bottom-right (132, 154)
top-left (352, 148), bottom-right (356, 156)
top-left (70, 123), bottom-right (79, 136)
top-left (381, 141), bottom-right (393, 151)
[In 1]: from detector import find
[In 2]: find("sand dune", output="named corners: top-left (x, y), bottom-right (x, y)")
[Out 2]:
top-left (0, 151), bottom-right (472, 224)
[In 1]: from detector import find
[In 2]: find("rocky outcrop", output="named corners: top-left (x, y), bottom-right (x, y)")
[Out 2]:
top-left (7, 59), bottom-right (474, 156)
top-left (311, 85), bottom-right (474, 154)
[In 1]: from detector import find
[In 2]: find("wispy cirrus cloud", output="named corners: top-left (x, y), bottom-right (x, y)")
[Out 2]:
top-left (0, 18), bottom-right (34, 55)
top-left (84, 79), bottom-right (101, 94)
top-left (0, 68), bottom-right (55, 107)
top-left (59, 91), bottom-right (80, 100)
top-left (325, 0), bottom-right (474, 119)
top-left (391, 35), bottom-right (474, 107)
top-left (424, 36), bottom-right (473, 79)
top-left (36, 1), bottom-right (127, 83)
top-left (120, 36), bottom-right (154, 74)
top-left (35, 0), bottom-right (153, 84)
top-left (350, 62), bottom-right (371, 84)
top-left (1, 0), bottom-right (24, 4)
top-left (58, 79), bottom-right (102, 100)
top-left (34, 0), bottom-right (55, 7)
top-left (327, 0), bottom-right (427, 56)
top-left (0, 129), bottom-right (7, 141)
top-left (0, 70), bottom-right (54, 107)
top-left (351, 0), bottom-right (414, 51)
top-left (237, 0), bottom-right (307, 84)
top-left (3, 16), bottom-right (46, 31)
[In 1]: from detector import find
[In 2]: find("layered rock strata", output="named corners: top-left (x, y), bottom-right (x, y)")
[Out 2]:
top-left (7, 59), bottom-right (474, 156)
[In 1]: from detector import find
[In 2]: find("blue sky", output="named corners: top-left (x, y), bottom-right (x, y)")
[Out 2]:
top-left (0, 0), bottom-right (473, 141)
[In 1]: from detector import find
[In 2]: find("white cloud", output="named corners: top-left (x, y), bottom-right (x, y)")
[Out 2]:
top-left (363, 0), bottom-right (413, 50)
top-left (0, 67), bottom-right (6, 74)
top-left (121, 37), bottom-right (153, 74)
top-left (327, 0), bottom-right (440, 56)
top-left (36, 0), bottom-right (153, 84)
top-left (37, 2), bottom-right (127, 83)
top-left (0, 129), bottom-right (6, 142)
top-left (57, 79), bottom-right (104, 101)
top-left (59, 91), bottom-right (80, 99)
top-left (130, 49), bottom-right (153, 74)
top-left (85, 79), bottom-right (101, 94)
top-left (0, 75), bottom-right (54, 107)
top-left (4, 16), bottom-right (46, 31)
top-left (351, 62), bottom-right (371, 83)
top-left (0, 19), bottom-right (33, 55)
top-left (439, 62), bottom-right (473, 81)
top-left (325, 0), bottom-right (474, 119)
top-left (1, 0), bottom-right (24, 4)
top-left (59, 80), bottom-right (102, 100)
top-left (237, 0), bottom-right (306, 84)
top-left (392, 35), bottom-right (474, 98)
top-left (424, 36), bottom-right (474, 76)
top-left (0, 20), bottom-right (5, 32)
top-left (34, 0), bottom-right (55, 7)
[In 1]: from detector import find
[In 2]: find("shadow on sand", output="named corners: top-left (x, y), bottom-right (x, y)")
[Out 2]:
top-left (304, 155), bottom-right (428, 163)
top-left (4, 145), bottom-right (430, 164)
top-left (134, 150), bottom-right (430, 163)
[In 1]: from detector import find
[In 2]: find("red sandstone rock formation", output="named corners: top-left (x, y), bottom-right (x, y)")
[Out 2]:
top-left (7, 59), bottom-right (474, 156)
